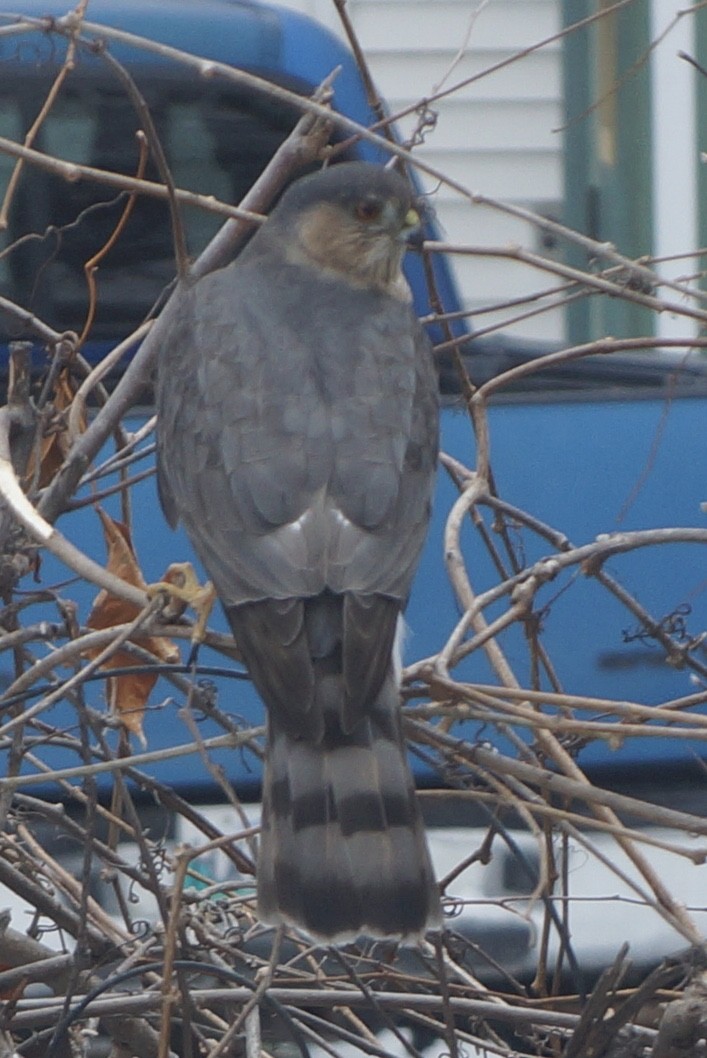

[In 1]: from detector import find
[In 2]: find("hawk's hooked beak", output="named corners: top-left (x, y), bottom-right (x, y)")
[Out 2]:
top-left (402, 206), bottom-right (425, 250)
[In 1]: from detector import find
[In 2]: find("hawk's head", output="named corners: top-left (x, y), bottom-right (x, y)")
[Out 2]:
top-left (269, 162), bottom-right (423, 296)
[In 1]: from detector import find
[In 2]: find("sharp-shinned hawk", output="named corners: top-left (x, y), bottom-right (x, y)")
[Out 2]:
top-left (156, 161), bottom-right (441, 941)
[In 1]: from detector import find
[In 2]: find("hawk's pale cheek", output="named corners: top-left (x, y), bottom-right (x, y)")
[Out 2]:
top-left (293, 204), bottom-right (406, 293)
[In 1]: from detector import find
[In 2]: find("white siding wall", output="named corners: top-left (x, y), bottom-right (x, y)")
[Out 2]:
top-left (275, 0), bottom-right (565, 342)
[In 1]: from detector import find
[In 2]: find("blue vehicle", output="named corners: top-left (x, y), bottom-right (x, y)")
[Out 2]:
top-left (1, 0), bottom-right (705, 792)
top-left (1, 0), bottom-right (706, 988)
top-left (0, 0), bottom-right (464, 792)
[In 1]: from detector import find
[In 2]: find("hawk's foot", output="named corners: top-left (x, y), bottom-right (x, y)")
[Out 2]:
top-left (147, 562), bottom-right (216, 646)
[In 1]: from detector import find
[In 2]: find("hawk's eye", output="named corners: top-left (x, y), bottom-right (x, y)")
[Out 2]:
top-left (355, 198), bottom-right (383, 222)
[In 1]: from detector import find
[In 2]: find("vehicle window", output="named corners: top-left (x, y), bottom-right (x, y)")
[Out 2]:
top-left (0, 75), bottom-right (304, 340)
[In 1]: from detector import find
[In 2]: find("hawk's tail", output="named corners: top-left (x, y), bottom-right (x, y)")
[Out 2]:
top-left (256, 675), bottom-right (441, 942)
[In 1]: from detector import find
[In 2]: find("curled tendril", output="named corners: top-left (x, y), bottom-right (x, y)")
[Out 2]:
top-left (441, 896), bottom-right (465, 920)
top-left (129, 918), bottom-right (152, 939)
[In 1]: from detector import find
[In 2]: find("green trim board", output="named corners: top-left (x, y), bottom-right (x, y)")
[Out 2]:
top-left (563, 0), bottom-right (654, 342)
top-left (696, 4), bottom-right (707, 264)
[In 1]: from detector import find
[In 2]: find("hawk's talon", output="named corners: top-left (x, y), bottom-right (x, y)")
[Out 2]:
top-left (147, 562), bottom-right (217, 646)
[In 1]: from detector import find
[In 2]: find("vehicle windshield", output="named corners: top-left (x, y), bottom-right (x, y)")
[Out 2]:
top-left (3, 70), bottom-right (707, 400)
top-left (0, 71), bottom-right (304, 340)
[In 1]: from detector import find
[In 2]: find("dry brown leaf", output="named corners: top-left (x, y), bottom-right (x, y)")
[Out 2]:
top-left (86, 508), bottom-right (180, 743)
top-left (0, 963), bottom-right (14, 1000)
top-left (24, 368), bottom-right (86, 489)
top-left (0, 969), bottom-right (27, 1002)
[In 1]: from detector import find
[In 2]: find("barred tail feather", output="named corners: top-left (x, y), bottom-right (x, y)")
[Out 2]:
top-left (257, 674), bottom-right (441, 942)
